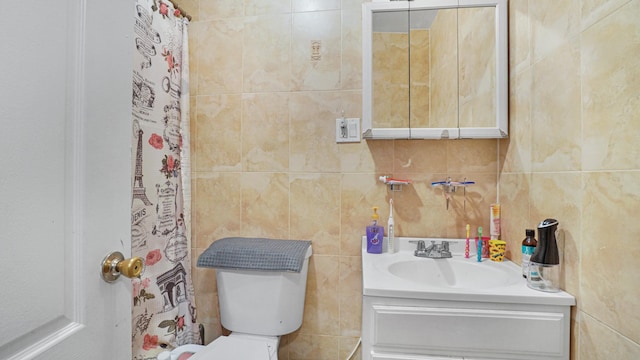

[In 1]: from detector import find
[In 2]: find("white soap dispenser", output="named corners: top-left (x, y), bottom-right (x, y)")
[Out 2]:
top-left (387, 198), bottom-right (395, 253)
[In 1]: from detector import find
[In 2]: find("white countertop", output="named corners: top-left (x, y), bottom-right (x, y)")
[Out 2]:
top-left (362, 236), bottom-right (576, 306)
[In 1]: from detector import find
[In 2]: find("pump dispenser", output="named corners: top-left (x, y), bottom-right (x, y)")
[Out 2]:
top-left (527, 218), bottom-right (561, 292)
top-left (531, 219), bottom-right (560, 265)
top-left (366, 207), bottom-right (384, 254)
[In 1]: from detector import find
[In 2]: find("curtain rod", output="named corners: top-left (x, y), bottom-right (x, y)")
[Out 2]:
top-left (160, 0), bottom-right (192, 21)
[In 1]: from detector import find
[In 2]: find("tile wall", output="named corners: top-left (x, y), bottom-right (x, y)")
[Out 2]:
top-left (502, 0), bottom-right (640, 359)
top-left (180, 0), bottom-right (639, 358)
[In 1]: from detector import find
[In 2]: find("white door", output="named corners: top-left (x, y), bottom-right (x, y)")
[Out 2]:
top-left (0, 1), bottom-right (134, 359)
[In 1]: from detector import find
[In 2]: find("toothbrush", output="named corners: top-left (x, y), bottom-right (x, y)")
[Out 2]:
top-left (465, 224), bottom-right (470, 258)
top-left (430, 180), bottom-right (476, 187)
top-left (379, 176), bottom-right (412, 185)
top-left (477, 226), bottom-right (483, 262)
top-left (387, 198), bottom-right (395, 253)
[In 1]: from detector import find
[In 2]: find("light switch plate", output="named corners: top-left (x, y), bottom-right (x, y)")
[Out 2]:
top-left (336, 118), bottom-right (361, 143)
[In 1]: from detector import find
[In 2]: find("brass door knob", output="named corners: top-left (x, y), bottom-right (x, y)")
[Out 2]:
top-left (101, 251), bottom-right (144, 283)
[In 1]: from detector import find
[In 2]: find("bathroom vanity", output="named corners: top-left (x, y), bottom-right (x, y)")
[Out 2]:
top-left (361, 237), bottom-right (575, 360)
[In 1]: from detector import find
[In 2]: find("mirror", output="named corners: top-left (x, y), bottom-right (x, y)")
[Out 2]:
top-left (362, 0), bottom-right (508, 139)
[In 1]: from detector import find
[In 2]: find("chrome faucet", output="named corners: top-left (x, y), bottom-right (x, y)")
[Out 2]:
top-left (410, 240), bottom-right (452, 259)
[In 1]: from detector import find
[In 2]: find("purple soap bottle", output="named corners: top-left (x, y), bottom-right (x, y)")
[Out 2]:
top-left (366, 207), bottom-right (384, 254)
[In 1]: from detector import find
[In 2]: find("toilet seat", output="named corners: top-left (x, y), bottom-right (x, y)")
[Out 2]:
top-left (187, 333), bottom-right (278, 360)
top-left (157, 344), bottom-right (206, 360)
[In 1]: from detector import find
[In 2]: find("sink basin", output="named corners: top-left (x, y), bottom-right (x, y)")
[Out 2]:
top-left (388, 258), bottom-right (519, 289)
top-left (362, 236), bottom-right (576, 308)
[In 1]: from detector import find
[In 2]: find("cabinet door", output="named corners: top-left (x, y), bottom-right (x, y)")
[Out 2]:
top-left (362, 0), bottom-right (508, 139)
top-left (370, 6), bottom-right (411, 134)
top-left (371, 305), bottom-right (567, 359)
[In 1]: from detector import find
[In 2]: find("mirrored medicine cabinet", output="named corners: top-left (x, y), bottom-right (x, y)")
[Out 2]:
top-left (362, 0), bottom-right (508, 139)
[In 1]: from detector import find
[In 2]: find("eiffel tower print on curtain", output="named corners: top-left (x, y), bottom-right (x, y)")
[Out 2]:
top-left (133, 124), bottom-right (152, 206)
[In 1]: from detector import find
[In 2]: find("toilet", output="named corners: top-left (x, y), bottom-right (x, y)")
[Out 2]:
top-left (159, 238), bottom-right (312, 360)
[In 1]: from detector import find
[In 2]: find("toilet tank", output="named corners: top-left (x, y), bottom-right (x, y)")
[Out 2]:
top-left (215, 246), bottom-right (312, 336)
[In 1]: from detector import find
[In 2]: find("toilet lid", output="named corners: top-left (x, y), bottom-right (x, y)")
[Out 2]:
top-left (187, 335), bottom-right (276, 360)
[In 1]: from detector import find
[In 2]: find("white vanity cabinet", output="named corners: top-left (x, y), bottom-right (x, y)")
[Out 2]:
top-left (362, 295), bottom-right (571, 360)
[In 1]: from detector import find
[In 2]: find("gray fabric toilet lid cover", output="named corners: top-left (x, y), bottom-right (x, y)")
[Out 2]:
top-left (196, 237), bottom-right (312, 273)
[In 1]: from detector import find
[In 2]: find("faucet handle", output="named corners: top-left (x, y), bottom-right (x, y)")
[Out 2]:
top-left (409, 240), bottom-right (428, 257)
top-left (441, 241), bottom-right (451, 256)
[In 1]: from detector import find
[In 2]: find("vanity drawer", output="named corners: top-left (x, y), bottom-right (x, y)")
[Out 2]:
top-left (371, 305), bottom-right (566, 359)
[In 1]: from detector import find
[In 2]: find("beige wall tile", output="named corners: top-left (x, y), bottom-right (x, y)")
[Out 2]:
top-left (293, 0), bottom-right (340, 13)
top-left (285, 333), bottom-right (340, 359)
top-left (240, 172), bottom-right (290, 238)
top-left (289, 92), bottom-right (343, 172)
top-left (458, 7), bottom-right (496, 128)
top-left (341, 8), bottom-right (362, 90)
top-left (241, 93), bottom-right (290, 172)
top-left (194, 95), bottom-right (242, 171)
top-left (339, 336), bottom-right (362, 360)
top-left (579, 313), bottom-right (640, 359)
top-left (394, 140), bottom-right (448, 174)
top-left (382, 170), bottom-right (495, 239)
top-left (199, 0), bottom-right (243, 20)
top-left (443, 172), bottom-right (498, 239)
top-left (446, 139), bottom-right (498, 174)
top-left (501, 68), bottom-right (532, 174)
top-left (194, 19), bottom-right (244, 94)
top-left (193, 173), bottom-right (242, 248)
top-left (498, 172), bottom-right (531, 261)
top-left (580, 0), bottom-right (632, 30)
top-left (243, 15), bottom-right (292, 92)
top-left (192, 249), bottom-right (216, 295)
top-left (333, 90), bottom-right (384, 172)
top-left (530, 172), bottom-right (581, 297)
top-left (581, 171), bottom-right (640, 343)
top-left (387, 172), bottom-right (444, 238)
top-left (531, 41), bottom-right (581, 172)
top-left (192, 223), bottom-right (222, 343)
top-left (292, 11), bottom-right (342, 90)
top-left (244, 0), bottom-right (291, 16)
top-left (498, 1), bottom-right (640, 357)
top-left (290, 173), bottom-right (341, 255)
top-left (529, 0), bottom-right (580, 62)
top-left (340, 173), bottom-right (389, 256)
top-left (340, 140), bottom-right (392, 174)
top-left (339, 256), bottom-right (362, 336)
top-left (299, 255), bottom-right (340, 335)
top-left (340, 139), bottom-right (393, 174)
top-left (581, 0), bottom-right (640, 171)
top-left (509, 0), bottom-right (531, 73)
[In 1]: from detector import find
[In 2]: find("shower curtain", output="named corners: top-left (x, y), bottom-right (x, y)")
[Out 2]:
top-left (130, 1), bottom-right (198, 358)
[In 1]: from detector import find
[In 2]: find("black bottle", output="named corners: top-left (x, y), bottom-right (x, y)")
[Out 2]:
top-left (521, 229), bottom-right (537, 278)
